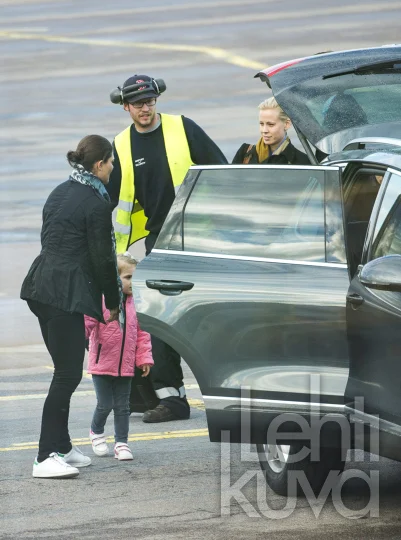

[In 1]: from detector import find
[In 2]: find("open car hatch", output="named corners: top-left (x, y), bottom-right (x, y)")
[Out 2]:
top-left (256, 45), bottom-right (401, 154)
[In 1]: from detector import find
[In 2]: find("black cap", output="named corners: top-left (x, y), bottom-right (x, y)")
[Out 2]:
top-left (122, 75), bottom-right (158, 104)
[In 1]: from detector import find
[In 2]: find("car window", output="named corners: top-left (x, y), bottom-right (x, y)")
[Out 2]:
top-left (182, 167), bottom-right (342, 263)
top-left (371, 172), bottom-right (401, 260)
top-left (309, 84), bottom-right (401, 132)
top-left (341, 167), bottom-right (384, 273)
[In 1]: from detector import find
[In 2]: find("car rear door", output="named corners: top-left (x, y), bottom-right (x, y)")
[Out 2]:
top-left (133, 165), bottom-right (349, 442)
top-left (345, 168), bottom-right (401, 458)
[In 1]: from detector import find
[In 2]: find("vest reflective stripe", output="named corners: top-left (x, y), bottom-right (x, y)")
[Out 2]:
top-left (155, 386), bottom-right (186, 399)
top-left (118, 200), bottom-right (133, 212)
top-left (114, 113), bottom-right (193, 253)
top-left (114, 222), bottom-right (131, 235)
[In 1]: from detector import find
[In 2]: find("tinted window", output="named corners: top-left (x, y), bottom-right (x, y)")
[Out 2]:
top-left (309, 83), bottom-right (401, 133)
top-left (182, 167), bottom-right (339, 262)
top-left (275, 67), bottom-right (401, 150)
top-left (371, 173), bottom-right (401, 259)
top-left (155, 169), bottom-right (199, 251)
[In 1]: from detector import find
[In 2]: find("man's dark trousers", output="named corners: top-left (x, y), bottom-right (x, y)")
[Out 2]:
top-left (145, 233), bottom-right (190, 419)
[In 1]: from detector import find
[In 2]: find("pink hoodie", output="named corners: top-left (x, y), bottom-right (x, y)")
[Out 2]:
top-left (85, 295), bottom-right (153, 377)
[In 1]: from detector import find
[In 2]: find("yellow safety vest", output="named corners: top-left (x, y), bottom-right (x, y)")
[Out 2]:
top-left (114, 113), bottom-right (193, 253)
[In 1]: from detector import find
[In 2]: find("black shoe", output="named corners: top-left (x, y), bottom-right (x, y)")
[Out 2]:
top-left (142, 404), bottom-right (188, 423)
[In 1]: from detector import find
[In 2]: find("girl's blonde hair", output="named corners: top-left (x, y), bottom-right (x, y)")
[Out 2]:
top-left (117, 251), bottom-right (139, 269)
top-left (258, 97), bottom-right (290, 124)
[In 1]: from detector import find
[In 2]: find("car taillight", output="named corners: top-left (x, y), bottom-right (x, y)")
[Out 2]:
top-left (263, 57), bottom-right (306, 78)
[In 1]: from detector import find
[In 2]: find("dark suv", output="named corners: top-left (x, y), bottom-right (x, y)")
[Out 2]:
top-left (132, 45), bottom-right (401, 496)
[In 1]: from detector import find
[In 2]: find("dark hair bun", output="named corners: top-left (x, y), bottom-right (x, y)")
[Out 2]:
top-left (66, 150), bottom-right (82, 167)
top-left (67, 135), bottom-right (112, 172)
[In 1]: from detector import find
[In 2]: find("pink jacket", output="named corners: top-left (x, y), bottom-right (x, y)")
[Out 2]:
top-left (85, 295), bottom-right (153, 377)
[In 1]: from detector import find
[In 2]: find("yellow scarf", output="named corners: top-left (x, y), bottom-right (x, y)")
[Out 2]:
top-left (255, 136), bottom-right (290, 163)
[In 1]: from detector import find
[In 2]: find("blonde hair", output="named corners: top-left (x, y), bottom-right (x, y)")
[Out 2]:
top-left (117, 251), bottom-right (139, 271)
top-left (258, 97), bottom-right (290, 124)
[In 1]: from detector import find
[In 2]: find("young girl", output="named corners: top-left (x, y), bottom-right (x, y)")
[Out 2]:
top-left (85, 252), bottom-right (153, 461)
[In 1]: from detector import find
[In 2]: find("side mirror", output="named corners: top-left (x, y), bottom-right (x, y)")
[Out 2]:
top-left (360, 255), bottom-right (401, 292)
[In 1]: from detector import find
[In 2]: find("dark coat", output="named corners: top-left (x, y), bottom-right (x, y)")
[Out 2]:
top-left (21, 180), bottom-right (120, 322)
top-left (232, 141), bottom-right (310, 165)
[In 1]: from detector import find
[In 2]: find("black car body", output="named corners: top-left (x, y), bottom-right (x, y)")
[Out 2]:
top-left (133, 45), bottom-right (401, 495)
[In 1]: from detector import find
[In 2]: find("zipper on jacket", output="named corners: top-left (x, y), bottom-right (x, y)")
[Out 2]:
top-left (118, 298), bottom-right (127, 377)
top-left (95, 343), bottom-right (102, 364)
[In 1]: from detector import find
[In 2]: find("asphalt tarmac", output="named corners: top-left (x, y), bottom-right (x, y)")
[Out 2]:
top-left (2, 0), bottom-right (401, 538)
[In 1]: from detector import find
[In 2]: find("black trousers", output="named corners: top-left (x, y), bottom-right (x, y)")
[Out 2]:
top-left (145, 233), bottom-right (190, 419)
top-left (27, 300), bottom-right (84, 462)
top-left (150, 336), bottom-right (190, 418)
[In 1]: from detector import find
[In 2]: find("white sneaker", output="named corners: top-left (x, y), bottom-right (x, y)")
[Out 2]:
top-left (33, 452), bottom-right (79, 479)
top-left (59, 446), bottom-right (92, 468)
top-left (90, 430), bottom-right (109, 457)
top-left (114, 443), bottom-right (133, 461)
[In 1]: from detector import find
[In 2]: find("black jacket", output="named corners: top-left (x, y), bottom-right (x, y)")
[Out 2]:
top-left (21, 180), bottom-right (120, 321)
top-left (232, 141), bottom-right (310, 165)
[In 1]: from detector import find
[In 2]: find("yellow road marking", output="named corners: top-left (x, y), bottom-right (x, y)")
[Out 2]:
top-left (0, 428), bottom-right (209, 452)
top-left (42, 365), bottom-right (92, 379)
top-left (187, 399), bottom-right (205, 411)
top-left (0, 390), bottom-right (96, 401)
top-left (0, 31), bottom-right (265, 71)
top-left (0, 344), bottom-right (47, 353)
top-left (1, 0), bottom-right (279, 24)
top-left (79, 2), bottom-right (401, 37)
top-left (0, 391), bottom-right (204, 409)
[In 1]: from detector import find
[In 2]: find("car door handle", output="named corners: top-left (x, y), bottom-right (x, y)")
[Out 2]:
top-left (146, 280), bottom-right (194, 296)
top-left (346, 293), bottom-right (364, 307)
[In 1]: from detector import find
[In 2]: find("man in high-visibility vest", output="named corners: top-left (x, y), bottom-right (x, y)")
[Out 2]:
top-left (107, 74), bottom-right (227, 422)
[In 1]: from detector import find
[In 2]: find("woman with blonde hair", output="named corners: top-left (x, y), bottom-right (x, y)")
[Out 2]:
top-left (232, 97), bottom-right (310, 165)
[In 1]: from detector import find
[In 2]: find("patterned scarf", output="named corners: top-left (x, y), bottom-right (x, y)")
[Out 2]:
top-left (70, 164), bottom-right (125, 329)
top-left (255, 134), bottom-right (290, 163)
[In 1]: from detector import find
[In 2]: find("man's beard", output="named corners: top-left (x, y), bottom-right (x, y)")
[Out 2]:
top-left (139, 112), bottom-right (154, 125)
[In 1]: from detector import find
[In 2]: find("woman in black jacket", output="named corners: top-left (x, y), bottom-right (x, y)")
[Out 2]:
top-left (21, 135), bottom-right (122, 479)
top-left (232, 97), bottom-right (310, 165)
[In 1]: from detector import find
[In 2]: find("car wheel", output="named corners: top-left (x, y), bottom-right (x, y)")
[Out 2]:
top-left (256, 442), bottom-right (346, 497)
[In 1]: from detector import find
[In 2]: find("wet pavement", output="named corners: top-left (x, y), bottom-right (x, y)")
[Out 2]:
top-left (2, 0), bottom-right (401, 538)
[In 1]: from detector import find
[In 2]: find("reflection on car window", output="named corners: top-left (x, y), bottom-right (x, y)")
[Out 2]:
top-left (372, 173), bottom-right (401, 259)
top-left (372, 194), bottom-right (401, 259)
top-left (183, 168), bottom-right (339, 262)
top-left (308, 83), bottom-right (401, 135)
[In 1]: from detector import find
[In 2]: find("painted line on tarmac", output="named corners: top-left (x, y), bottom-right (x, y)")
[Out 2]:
top-left (3, 1), bottom-right (399, 27)
top-left (0, 344), bottom-right (47, 353)
top-left (0, 428), bottom-right (209, 452)
top-left (79, 2), bottom-right (401, 36)
top-left (0, 379), bottom-right (200, 400)
top-left (0, 392), bottom-right (204, 410)
top-left (0, 390), bottom-right (95, 401)
top-left (1, 0), bottom-right (280, 24)
top-left (0, 31), bottom-right (265, 71)
top-left (42, 365), bottom-right (93, 380)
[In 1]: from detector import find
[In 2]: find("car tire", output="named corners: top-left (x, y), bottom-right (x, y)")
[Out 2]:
top-left (256, 442), bottom-right (346, 497)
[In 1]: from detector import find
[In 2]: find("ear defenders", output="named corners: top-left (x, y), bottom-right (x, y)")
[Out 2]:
top-left (110, 78), bottom-right (166, 105)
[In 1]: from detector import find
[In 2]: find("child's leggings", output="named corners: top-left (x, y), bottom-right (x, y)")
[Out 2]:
top-left (91, 375), bottom-right (132, 443)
